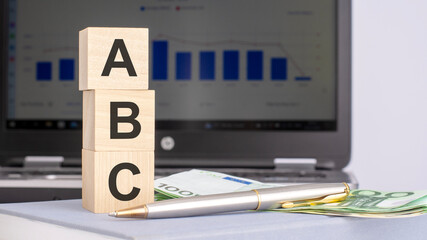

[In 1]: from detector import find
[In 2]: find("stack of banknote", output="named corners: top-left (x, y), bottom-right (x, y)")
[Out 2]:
top-left (154, 169), bottom-right (427, 218)
top-left (273, 189), bottom-right (427, 218)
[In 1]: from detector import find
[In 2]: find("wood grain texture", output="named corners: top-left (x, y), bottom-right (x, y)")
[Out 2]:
top-left (79, 27), bottom-right (149, 90)
top-left (82, 149), bottom-right (154, 213)
top-left (83, 90), bottom-right (155, 152)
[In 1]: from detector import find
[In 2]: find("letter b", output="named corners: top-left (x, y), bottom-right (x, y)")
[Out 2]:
top-left (110, 102), bottom-right (141, 139)
top-left (83, 90), bottom-right (154, 152)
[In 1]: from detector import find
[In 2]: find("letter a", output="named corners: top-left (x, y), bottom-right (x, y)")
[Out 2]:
top-left (102, 39), bottom-right (137, 76)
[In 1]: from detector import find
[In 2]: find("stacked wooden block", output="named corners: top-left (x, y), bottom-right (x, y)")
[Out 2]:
top-left (79, 27), bottom-right (154, 213)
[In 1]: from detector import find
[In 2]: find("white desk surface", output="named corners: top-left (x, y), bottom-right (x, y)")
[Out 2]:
top-left (0, 199), bottom-right (426, 240)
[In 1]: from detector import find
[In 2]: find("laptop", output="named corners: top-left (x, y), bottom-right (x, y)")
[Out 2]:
top-left (0, 0), bottom-right (355, 203)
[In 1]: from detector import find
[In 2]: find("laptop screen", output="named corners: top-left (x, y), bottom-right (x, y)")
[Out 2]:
top-left (6, 0), bottom-right (336, 131)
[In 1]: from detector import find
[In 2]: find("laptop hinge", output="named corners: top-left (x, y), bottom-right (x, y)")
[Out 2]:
top-left (273, 158), bottom-right (317, 171)
top-left (24, 156), bottom-right (64, 168)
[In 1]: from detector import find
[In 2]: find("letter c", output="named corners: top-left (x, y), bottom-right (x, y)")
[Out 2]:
top-left (108, 162), bottom-right (141, 201)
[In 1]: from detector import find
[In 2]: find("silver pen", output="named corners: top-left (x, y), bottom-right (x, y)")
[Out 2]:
top-left (109, 183), bottom-right (350, 219)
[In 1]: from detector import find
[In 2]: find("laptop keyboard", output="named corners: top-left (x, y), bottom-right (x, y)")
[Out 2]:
top-left (228, 171), bottom-right (326, 178)
top-left (0, 167), bottom-right (333, 183)
top-left (0, 167), bottom-right (82, 180)
top-left (155, 168), bottom-right (329, 183)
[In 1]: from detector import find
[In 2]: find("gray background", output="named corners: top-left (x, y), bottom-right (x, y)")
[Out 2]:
top-left (346, 0), bottom-right (427, 191)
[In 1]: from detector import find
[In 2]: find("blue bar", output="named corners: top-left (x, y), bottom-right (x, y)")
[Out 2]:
top-left (247, 51), bottom-right (263, 80)
top-left (223, 177), bottom-right (252, 185)
top-left (153, 41), bottom-right (168, 80)
top-left (223, 50), bottom-right (239, 80)
top-left (271, 58), bottom-right (287, 80)
top-left (176, 52), bottom-right (191, 80)
top-left (59, 59), bottom-right (74, 81)
top-left (36, 62), bottom-right (52, 81)
top-left (295, 76), bottom-right (311, 81)
top-left (199, 51), bottom-right (215, 80)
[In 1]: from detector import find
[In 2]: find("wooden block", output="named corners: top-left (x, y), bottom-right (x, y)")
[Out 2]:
top-left (83, 89), bottom-right (155, 152)
top-left (82, 149), bottom-right (154, 213)
top-left (79, 27), bottom-right (149, 90)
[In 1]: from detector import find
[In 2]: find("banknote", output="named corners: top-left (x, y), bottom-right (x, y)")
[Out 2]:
top-left (154, 169), bottom-right (280, 199)
top-left (273, 189), bottom-right (427, 218)
top-left (154, 169), bottom-right (427, 218)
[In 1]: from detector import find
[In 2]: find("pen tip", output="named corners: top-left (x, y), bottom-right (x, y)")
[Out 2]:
top-left (108, 211), bottom-right (117, 217)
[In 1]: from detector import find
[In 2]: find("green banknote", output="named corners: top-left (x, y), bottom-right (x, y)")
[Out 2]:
top-left (154, 170), bottom-right (427, 218)
top-left (272, 189), bottom-right (427, 218)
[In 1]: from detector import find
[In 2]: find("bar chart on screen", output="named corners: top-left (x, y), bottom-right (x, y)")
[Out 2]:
top-left (151, 34), bottom-right (314, 82)
top-left (9, 0), bottom-right (336, 123)
top-left (12, 32), bottom-right (80, 120)
top-left (35, 58), bottom-right (75, 81)
top-left (148, 31), bottom-right (329, 121)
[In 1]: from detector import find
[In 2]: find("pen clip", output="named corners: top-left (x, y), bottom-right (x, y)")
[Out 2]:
top-left (281, 182), bottom-right (350, 209)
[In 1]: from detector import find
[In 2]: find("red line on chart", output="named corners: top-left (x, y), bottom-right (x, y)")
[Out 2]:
top-left (154, 33), bottom-right (306, 76)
